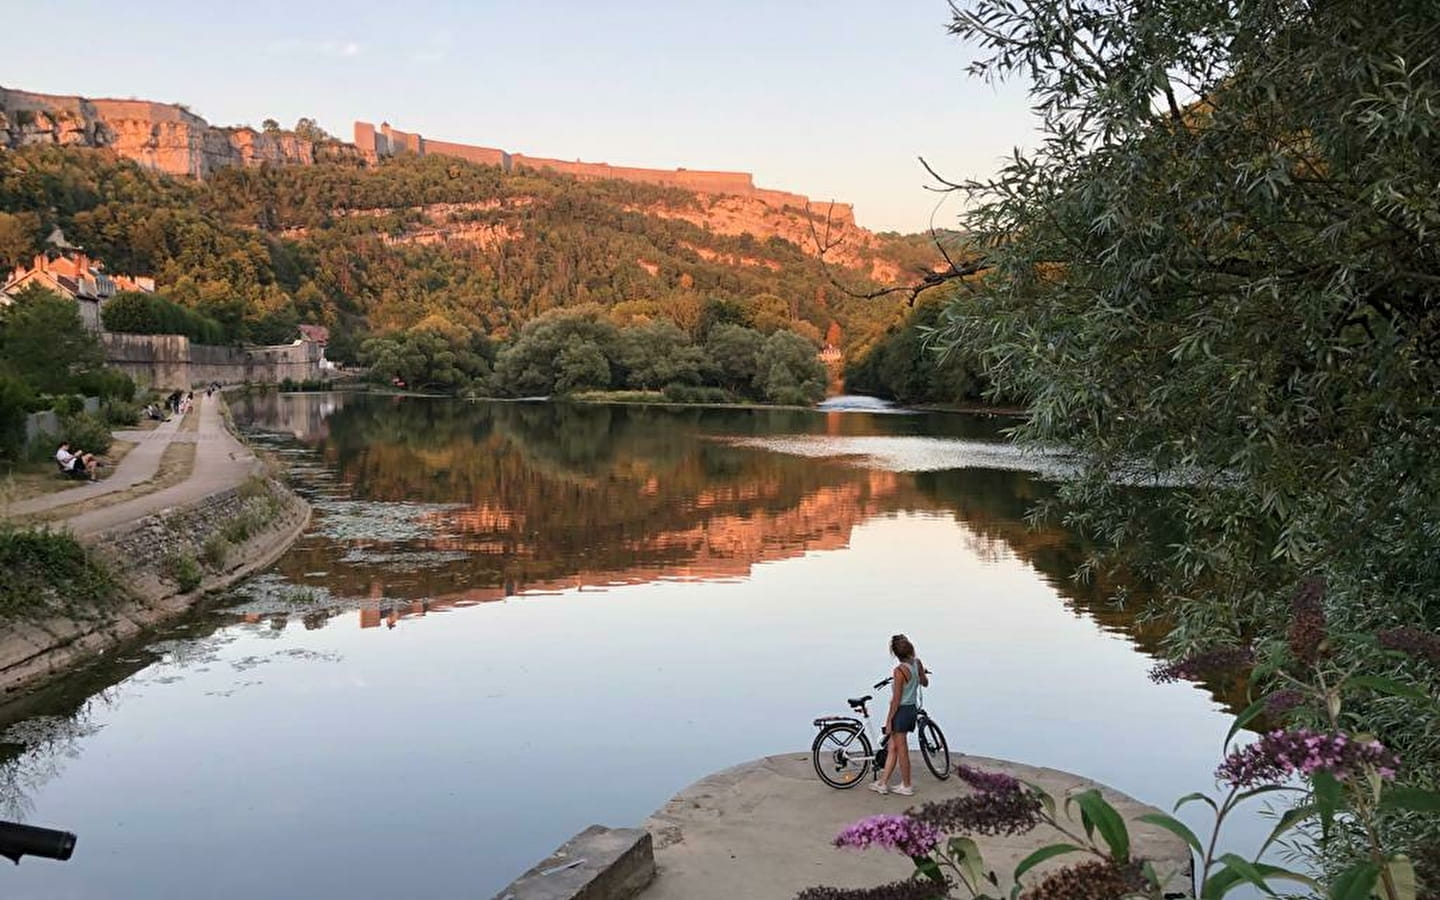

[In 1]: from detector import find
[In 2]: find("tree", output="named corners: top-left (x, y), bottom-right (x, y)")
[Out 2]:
top-left (0, 284), bottom-right (104, 394)
top-left (293, 117), bottom-right (331, 142)
top-left (754, 330), bottom-right (826, 405)
top-left (746, 293), bottom-right (791, 334)
top-left (492, 306), bottom-right (621, 396)
top-left (617, 320), bottom-right (704, 389)
top-left (705, 324), bottom-right (764, 395)
top-left (938, 0), bottom-right (1440, 881)
top-left (261, 118), bottom-right (281, 135)
top-left (554, 335), bottom-right (611, 394)
top-left (0, 210), bottom-right (38, 271)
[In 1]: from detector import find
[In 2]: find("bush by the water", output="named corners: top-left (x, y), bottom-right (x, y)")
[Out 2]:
top-left (279, 378), bottom-right (333, 392)
top-left (101, 399), bottom-right (141, 427)
top-left (662, 384), bottom-right (735, 404)
top-left (163, 552), bottom-right (203, 593)
top-left (0, 525), bottom-right (121, 620)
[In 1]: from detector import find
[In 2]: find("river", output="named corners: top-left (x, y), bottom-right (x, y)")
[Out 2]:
top-left (0, 394), bottom-right (1266, 899)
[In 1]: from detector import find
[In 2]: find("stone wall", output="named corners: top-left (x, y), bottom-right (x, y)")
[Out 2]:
top-left (101, 332), bottom-right (323, 390)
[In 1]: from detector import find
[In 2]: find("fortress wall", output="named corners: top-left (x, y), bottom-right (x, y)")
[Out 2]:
top-left (101, 333), bottom-right (322, 389)
top-left (354, 121), bottom-right (379, 161)
top-left (89, 99), bottom-right (202, 126)
top-left (423, 139), bottom-right (508, 168)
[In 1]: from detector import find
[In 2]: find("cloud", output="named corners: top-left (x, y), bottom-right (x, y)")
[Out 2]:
top-left (268, 38), bottom-right (363, 58)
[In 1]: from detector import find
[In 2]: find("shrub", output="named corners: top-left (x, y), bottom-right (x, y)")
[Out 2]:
top-left (0, 375), bottom-right (34, 463)
top-left (662, 383), bottom-right (734, 404)
top-left (51, 394), bottom-right (85, 416)
top-left (58, 413), bottom-right (113, 456)
top-left (200, 533), bottom-right (230, 570)
top-left (0, 525), bottom-right (121, 619)
top-left (101, 399), bottom-right (140, 427)
top-left (163, 552), bottom-right (203, 592)
top-left (73, 368), bottom-right (136, 402)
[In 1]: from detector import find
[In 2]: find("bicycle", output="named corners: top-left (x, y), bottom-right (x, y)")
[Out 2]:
top-left (810, 674), bottom-right (951, 789)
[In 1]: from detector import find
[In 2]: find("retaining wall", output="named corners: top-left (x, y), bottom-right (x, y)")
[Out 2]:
top-left (101, 333), bottom-right (323, 390)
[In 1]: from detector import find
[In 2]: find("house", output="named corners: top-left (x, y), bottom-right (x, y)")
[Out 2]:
top-left (1, 231), bottom-right (154, 331)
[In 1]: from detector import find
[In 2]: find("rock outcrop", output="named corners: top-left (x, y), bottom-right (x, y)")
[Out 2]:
top-left (0, 87), bottom-right (360, 177)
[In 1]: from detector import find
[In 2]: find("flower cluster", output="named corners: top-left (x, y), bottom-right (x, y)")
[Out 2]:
top-left (954, 764), bottom-right (1022, 794)
top-left (908, 784), bottom-right (1043, 836)
top-left (1020, 859), bottom-right (1147, 900)
top-left (1147, 646), bottom-right (1254, 684)
top-left (796, 878), bottom-right (948, 900)
top-left (1217, 728), bottom-right (1399, 787)
top-left (1263, 689), bottom-right (1308, 717)
top-left (1378, 627), bottom-right (1440, 665)
top-left (1287, 578), bottom-right (1328, 666)
top-left (834, 814), bottom-right (943, 857)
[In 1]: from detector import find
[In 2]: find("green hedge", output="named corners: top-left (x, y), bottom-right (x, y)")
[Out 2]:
top-left (102, 291), bottom-right (228, 344)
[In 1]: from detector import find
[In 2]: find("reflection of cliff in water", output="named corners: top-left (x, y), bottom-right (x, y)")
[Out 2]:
top-left (234, 397), bottom-right (1162, 660)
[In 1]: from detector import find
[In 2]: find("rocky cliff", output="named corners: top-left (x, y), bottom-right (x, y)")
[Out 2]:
top-left (0, 87), bottom-right (359, 178)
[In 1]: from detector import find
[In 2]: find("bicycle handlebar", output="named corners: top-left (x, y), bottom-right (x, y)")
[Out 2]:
top-left (873, 668), bottom-right (933, 690)
top-left (0, 821), bottom-right (77, 864)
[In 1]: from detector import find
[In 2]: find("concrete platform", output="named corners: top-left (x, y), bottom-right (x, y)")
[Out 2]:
top-left (641, 752), bottom-right (1194, 899)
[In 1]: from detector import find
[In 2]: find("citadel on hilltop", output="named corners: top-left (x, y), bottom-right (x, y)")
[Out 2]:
top-left (353, 120), bottom-right (856, 227)
top-left (0, 86), bottom-right (857, 228)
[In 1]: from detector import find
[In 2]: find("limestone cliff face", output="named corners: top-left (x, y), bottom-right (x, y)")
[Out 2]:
top-left (0, 87), bottom-right (359, 177)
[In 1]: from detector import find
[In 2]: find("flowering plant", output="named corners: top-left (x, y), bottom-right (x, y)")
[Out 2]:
top-left (799, 579), bottom-right (1440, 899)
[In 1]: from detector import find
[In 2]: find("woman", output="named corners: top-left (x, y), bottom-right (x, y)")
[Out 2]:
top-left (870, 633), bottom-right (928, 796)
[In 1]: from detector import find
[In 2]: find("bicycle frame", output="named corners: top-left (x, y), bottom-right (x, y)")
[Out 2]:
top-left (813, 685), bottom-right (932, 766)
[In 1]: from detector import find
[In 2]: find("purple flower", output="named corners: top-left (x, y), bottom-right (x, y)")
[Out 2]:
top-left (908, 786), bottom-right (1043, 836)
top-left (1263, 689), bottom-right (1308, 717)
top-left (796, 879), bottom-right (948, 900)
top-left (1287, 578), bottom-right (1328, 666)
top-left (1217, 728), bottom-right (1400, 787)
top-left (834, 814), bottom-right (943, 857)
top-left (1148, 646), bottom-right (1254, 684)
top-left (955, 764), bottom-right (1022, 794)
top-left (1378, 627), bottom-right (1440, 665)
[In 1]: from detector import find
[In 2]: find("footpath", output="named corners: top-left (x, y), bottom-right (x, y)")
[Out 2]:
top-left (0, 391), bottom-right (310, 699)
top-left (7, 394), bottom-right (255, 535)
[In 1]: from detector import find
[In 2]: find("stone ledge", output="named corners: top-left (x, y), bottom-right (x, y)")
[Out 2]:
top-left (494, 826), bottom-right (655, 900)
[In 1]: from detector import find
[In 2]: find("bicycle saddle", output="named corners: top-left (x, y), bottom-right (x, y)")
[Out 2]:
top-left (848, 694), bottom-right (873, 707)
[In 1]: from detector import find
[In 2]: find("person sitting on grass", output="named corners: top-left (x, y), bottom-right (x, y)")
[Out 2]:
top-left (55, 441), bottom-right (99, 481)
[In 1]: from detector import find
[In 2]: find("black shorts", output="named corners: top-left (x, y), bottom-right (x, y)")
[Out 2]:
top-left (891, 704), bottom-right (917, 734)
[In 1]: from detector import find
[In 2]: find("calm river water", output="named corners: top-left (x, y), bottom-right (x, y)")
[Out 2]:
top-left (0, 394), bottom-right (1266, 899)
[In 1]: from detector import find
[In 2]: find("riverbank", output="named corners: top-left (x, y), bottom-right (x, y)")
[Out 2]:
top-left (0, 392), bottom-right (310, 699)
top-left (494, 751), bottom-right (1194, 900)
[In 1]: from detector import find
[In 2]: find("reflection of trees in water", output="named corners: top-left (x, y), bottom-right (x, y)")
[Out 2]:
top-left (263, 398), bottom-right (1179, 666)
top-left (0, 699), bottom-right (110, 821)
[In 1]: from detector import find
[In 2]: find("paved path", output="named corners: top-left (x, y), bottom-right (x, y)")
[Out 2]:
top-left (6, 394), bottom-right (259, 537)
top-left (640, 752), bottom-right (1193, 899)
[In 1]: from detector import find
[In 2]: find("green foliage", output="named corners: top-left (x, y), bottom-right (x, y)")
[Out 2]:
top-left (100, 398), bottom-right (140, 427)
top-left (929, 0), bottom-right (1440, 885)
top-left (662, 383), bottom-right (735, 404)
top-left (101, 291), bottom-right (228, 343)
top-left (845, 295), bottom-right (999, 407)
top-left (72, 368), bottom-right (136, 402)
top-left (493, 306), bottom-right (621, 396)
top-left (220, 490), bottom-right (284, 545)
top-left (0, 144), bottom-right (919, 366)
top-left (51, 394), bottom-right (84, 417)
top-left (200, 533), bottom-right (230, 570)
top-left (0, 375), bottom-right (35, 462)
top-left (705, 324), bottom-right (765, 393)
top-left (0, 525), bottom-right (121, 620)
top-left (616, 320), bottom-right (705, 389)
top-left (0, 284), bottom-right (105, 395)
top-left (361, 317), bottom-right (493, 394)
top-left (755, 330), bottom-right (827, 405)
top-left (57, 413), bottom-right (112, 456)
top-left (0, 210), bottom-right (40, 270)
top-left (163, 552), bottom-right (203, 593)
top-left (278, 378), bottom-right (334, 392)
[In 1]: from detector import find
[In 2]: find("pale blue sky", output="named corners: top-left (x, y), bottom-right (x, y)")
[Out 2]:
top-left (1, 0), bottom-right (1038, 233)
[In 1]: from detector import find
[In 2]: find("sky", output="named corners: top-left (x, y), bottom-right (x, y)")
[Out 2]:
top-left (0, 0), bottom-right (1040, 233)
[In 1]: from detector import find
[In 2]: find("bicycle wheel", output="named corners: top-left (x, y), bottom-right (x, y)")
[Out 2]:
top-left (811, 723), bottom-right (873, 789)
top-left (918, 716), bottom-right (951, 780)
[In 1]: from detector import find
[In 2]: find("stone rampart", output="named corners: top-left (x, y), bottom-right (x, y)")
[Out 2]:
top-left (101, 332), bottom-right (323, 389)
